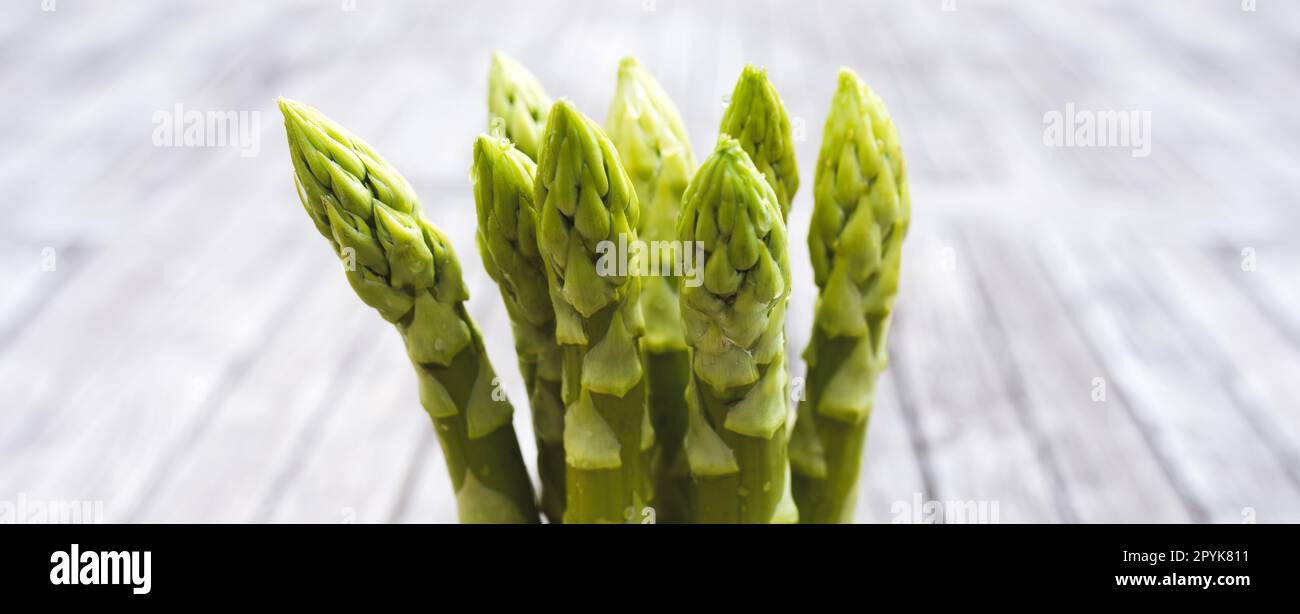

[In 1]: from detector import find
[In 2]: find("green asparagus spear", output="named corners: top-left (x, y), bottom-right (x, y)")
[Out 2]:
top-left (678, 136), bottom-right (798, 524)
top-left (789, 69), bottom-right (911, 524)
top-left (280, 99), bottom-right (539, 524)
top-left (719, 64), bottom-right (799, 220)
top-left (535, 99), bottom-right (650, 523)
top-left (471, 134), bottom-right (567, 523)
top-left (488, 52), bottom-right (552, 162)
top-left (605, 57), bottom-right (696, 523)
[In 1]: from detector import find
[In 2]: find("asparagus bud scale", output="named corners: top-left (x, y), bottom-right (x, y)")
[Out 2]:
top-left (605, 57), bottom-right (696, 523)
top-left (281, 99), bottom-right (539, 524)
top-left (488, 52), bottom-right (552, 162)
top-left (678, 136), bottom-right (798, 524)
top-left (535, 100), bottom-right (650, 523)
top-left (720, 65), bottom-right (800, 220)
top-left (789, 69), bottom-right (911, 523)
top-left (472, 135), bottom-right (568, 522)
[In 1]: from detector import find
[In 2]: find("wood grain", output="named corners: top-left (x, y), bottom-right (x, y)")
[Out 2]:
top-left (2, 0), bottom-right (1297, 523)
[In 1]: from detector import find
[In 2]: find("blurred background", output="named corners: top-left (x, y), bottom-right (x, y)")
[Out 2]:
top-left (2, 0), bottom-right (1297, 523)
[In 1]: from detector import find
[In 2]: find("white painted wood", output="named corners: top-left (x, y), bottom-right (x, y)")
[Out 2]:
top-left (0, 170), bottom-right (322, 517)
top-left (264, 331), bottom-right (429, 524)
top-left (853, 372), bottom-right (929, 524)
top-left (1234, 243), bottom-right (1300, 348)
top-left (886, 229), bottom-right (1061, 522)
top-left (128, 277), bottom-right (373, 522)
top-left (1142, 245), bottom-right (1300, 514)
top-left (1041, 233), bottom-right (1300, 522)
top-left (964, 228), bottom-right (1191, 522)
top-left (3, 0), bottom-right (1298, 523)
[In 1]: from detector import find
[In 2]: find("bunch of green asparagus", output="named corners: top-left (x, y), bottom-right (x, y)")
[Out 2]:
top-left (279, 52), bottom-right (910, 524)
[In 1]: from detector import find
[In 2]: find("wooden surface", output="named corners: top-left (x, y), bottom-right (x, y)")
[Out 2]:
top-left (2, 0), bottom-right (1297, 523)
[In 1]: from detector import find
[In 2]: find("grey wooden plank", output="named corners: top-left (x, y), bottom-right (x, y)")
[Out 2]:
top-left (0, 2), bottom-right (189, 121)
top-left (646, 0), bottom-right (701, 125)
top-left (0, 2), bottom-right (314, 234)
top-left (388, 430), bottom-right (455, 523)
top-left (1218, 242), bottom-right (1300, 353)
top-left (128, 276), bottom-right (373, 522)
top-left (1140, 245), bottom-right (1300, 504)
top-left (887, 229), bottom-right (1061, 522)
top-left (680, 1), bottom-right (718, 160)
top-left (263, 331), bottom-right (428, 523)
top-left (391, 430), bottom-right (458, 523)
top-left (963, 227), bottom-right (1192, 522)
top-left (0, 201), bottom-right (322, 514)
top-left (1007, 1), bottom-right (1294, 236)
top-left (0, 241), bottom-right (93, 352)
top-left (1040, 232), bottom-right (1300, 522)
top-left (0, 1), bottom-right (414, 512)
top-left (853, 371), bottom-right (929, 523)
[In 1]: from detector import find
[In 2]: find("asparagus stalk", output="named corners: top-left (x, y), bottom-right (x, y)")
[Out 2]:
top-left (280, 99), bottom-right (539, 524)
top-left (488, 52), bottom-right (552, 162)
top-left (535, 99), bottom-right (650, 523)
top-left (678, 136), bottom-right (798, 524)
top-left (719, 64), bottom-right (800, 220)
top-left (789, 69), bottom-right (911, 523)
top-left (605, 57), bottom-right (696, 523)
top-left (471, 135), bottom-right (567, 523)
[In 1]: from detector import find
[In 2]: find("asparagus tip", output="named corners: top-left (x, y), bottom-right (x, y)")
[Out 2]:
top-left (547, 98), bottom-right (581, 126)
top-left (740, 62), bottom-right (767, 83)
top-left (618, 56), bottom-right (642, 73)
top-left (836, 66), bottom-right (860, 88)
top-left (472, 132), bottom-right (498, 156)
top-left (712, 133), bottom-right (746, 160)
top-left (276, 97), bottom-right (304, 122)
